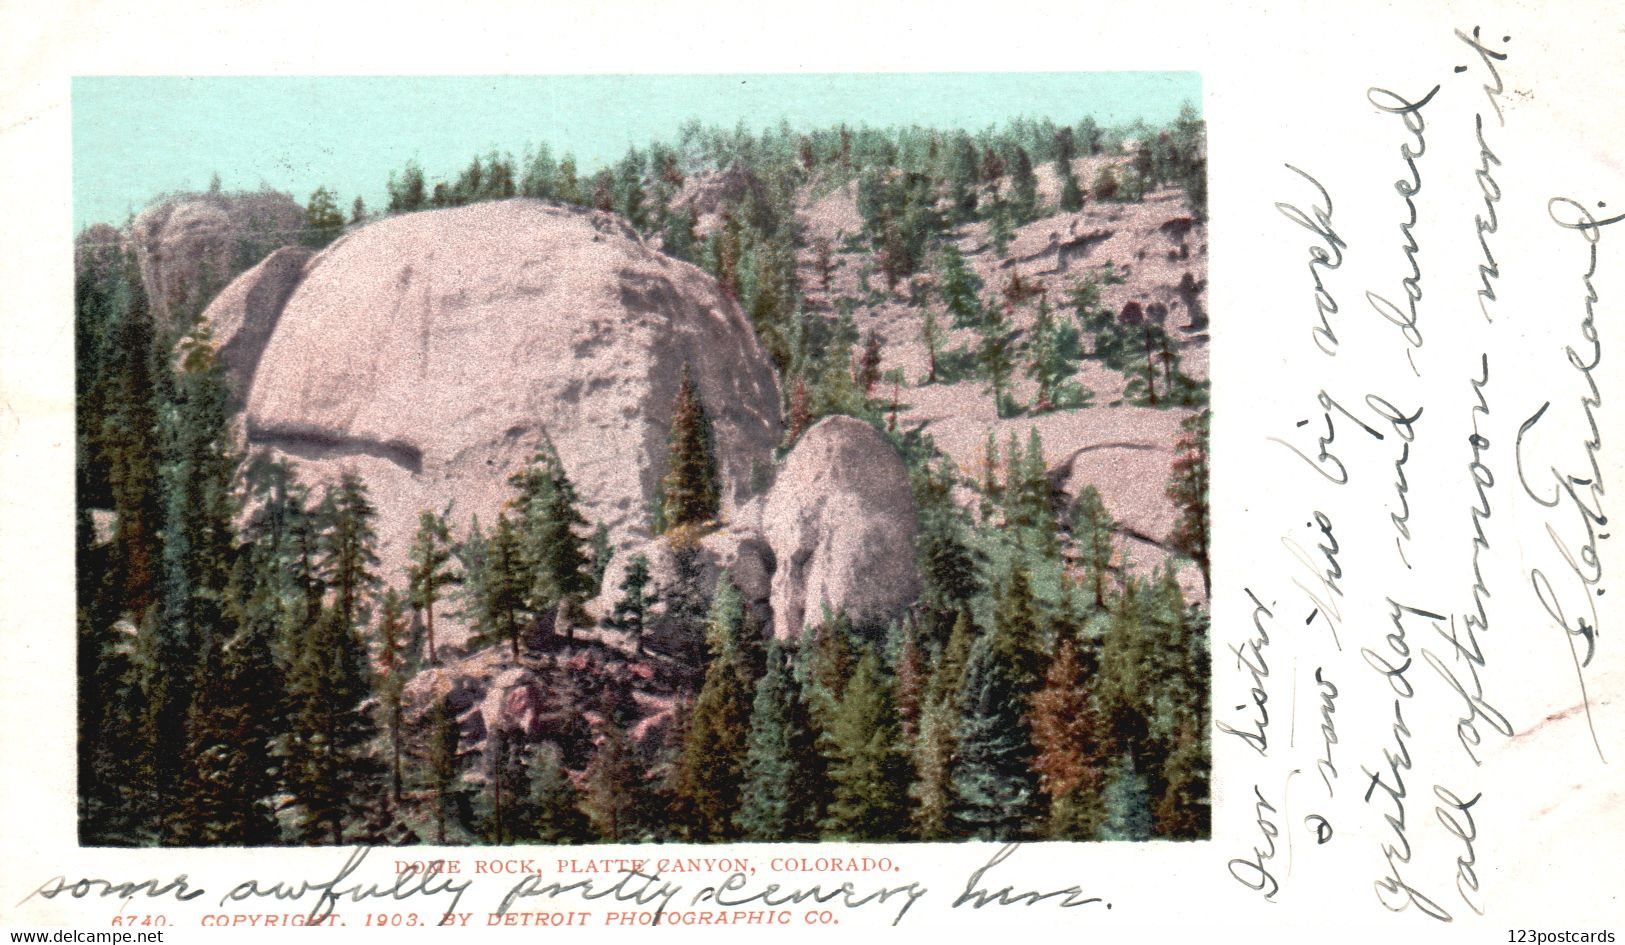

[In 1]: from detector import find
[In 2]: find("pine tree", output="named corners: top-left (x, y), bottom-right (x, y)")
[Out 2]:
top-left (936, 245), bottom-right (983, 330)
top-left (147, 332), bottom-right (239, 843)
top-left (949, 635), bottom-right (1042, 839)
top-left (177, 556), bottom-right (281, 845)
top-left (856, 329), bottom-right (884, 396)
top-left (915, 460), bottom-right (983, 644)
top-left (891, 619), bottom-right (926, 741)
top-left (476, 513), bottom-right (529, 660)
top-left (1154, 722), bottom-right (1209, 839)
top-left (1101, 753), bottom-right (1154, 840)
top-left (615, 150), bottom-right (649, 229)
top-left (662, 204), bottom-right (699, 261)
top-left (376, 589), bottom-right (410, 802)
top-left (521, 145), bottom-right (558, 200)
top-left (422, 690), bottom-right (464, 845)
top-left (581, 718), bottom-right (646, 842)
top-left (555, 155), bottom-right (582, 205)
top-left (387, 161), bottom-right (427, 212)
top-left (735, 640), bottom-right (823, 840)
top-left (1031, 638), bottom-right (1107, 839)
top-left (1026, 298), bottom-right (1086, 412)
top-left (284, 472), bottom-right (382, 844)
top-left (1098, 578), bottom-right (1151, 762)
top-left (510, 450), bottom-right (593, 639)
top-left (530, 741), bottom-right (590, 843)
top-left (102, 250), bottom-right (164, 620)
top-left (919, 304), bottom-right (942, 384)
top-left (674, 581), bottom-right (754, 840)
top-left (592, 169), bottom-right (615, 212)
top-left (1060, 170), bottom-right (1085, 213)
top-left (1072, 486), bottom-right (1118, 609)
top-left (481, 727), bottom-right (531, 844)
top-left (1092, 165), bottom-right (1121, 201)
top-left (303, 187), bottom-right (346, 248)
top-left (796, 608), bottom-right (856, 733)
top-left (787, 376), bottom-right (812, 443)
top-left (1167, 409), bottom-right (1211, 597)
top-left (604, 553), bottom-right (655, 657)
top-left (948, 134), bottom-right (981, 222)
top-left (979, 429), bottom-right (1001, 522)
top-left (979, 300), bottom-right (1015, 418)
top-left (1068, 268), bottom-right (1129, 369)
top-left (992, 558), bottom-right (1046, 700)
top-left (911, 690), bottom-right (957, 840)
top-left (1009, 146), bottom-right (1039, 222)
top-left (822, 650), bottom-right (913, 839)
top-left (660, 365), bottom-right (720, 531)
top-left (407, 508), bottom-right (459, 665)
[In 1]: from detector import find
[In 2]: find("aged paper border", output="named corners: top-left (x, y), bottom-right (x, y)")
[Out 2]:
top-left (2, 0), bottom-right (1621, 938)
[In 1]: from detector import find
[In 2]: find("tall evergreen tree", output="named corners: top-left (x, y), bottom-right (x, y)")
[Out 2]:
top-left (481, 727), bottom-right (531, 844)
top-left (936, 245), bottom-right (983, 330)
top-left (102, 250), bottom-right (164, 620)
top-left (673, 581), bottom-right (754, 840)
top-left (992, 558), bottom-right (1047, 699)
top-left (177, 554), bottom-right (281, 845)
top-left (660, 365), bottom-right (721, 531)
top-left (1072, 486), bottom-right (1118, 609)
top-left (581, 718), bottom-right (647, 842)
top-left (919, 303), bottom-right (943, 384)
top-left (475, 513), bottom-right (530, 660)
top-left (376, 589), bottom-right (411, 802)
top-left (146, 332), bottom-right (239, 843)
top-left (822, 650), bottom-right (913, 839)
top-left (407, 508), bottom-right (459, 665)
top-left (1031, 638), bottom-right (1107, 839)
top-left (555, 155), bottom-right (582, 205)
top-left (420, 690), bottom-right (465, 845)
top-left (1167, 409), bottom-right (1211, 597)
top-left (604, 553), bottom-right (655, 657)
top-left (855, 328), bottom-right (884, 396)
top-left (303, 187), bottom-right (346, 248)
top-left (520, 145), bottom-right (558, 200)
top-left (980, 300), bottom-right (1015, 417)
top-left (615, 150), bottom-right (649, 229)
top-left (530, 741), bottom-right (590, 843)
top-left (284, 472), bottom-right (382, 844)
top-left (949, 635), bottom-right (1042, 839)
top-left (736, 640), bottom-right (822, 840)
top-left (1009, 146), bottom-right (1039, 222)
top-left (1101, 753), bottom-right (1154, 840)
top-left (510, 450), bottom-right (594, 638)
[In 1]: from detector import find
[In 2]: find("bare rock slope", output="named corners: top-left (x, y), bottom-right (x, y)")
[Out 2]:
top-left (129, 190), bottom-right (306, 331)
top-left (241, 200), bottom-right (783, 616)
top-left (199, 246), bottom-right (315, 401)
top-left (762, 415), bottom-right (921, 640)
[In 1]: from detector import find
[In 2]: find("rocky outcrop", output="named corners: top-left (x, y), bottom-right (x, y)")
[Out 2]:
top-left (243, 200), bottom-right (782, 627)
top-left (128, 190), bottom-right (306, 331)
top-left (198, 246), bottom-right (314, 401)
top-left (762, 416), bottom-right (920, 639)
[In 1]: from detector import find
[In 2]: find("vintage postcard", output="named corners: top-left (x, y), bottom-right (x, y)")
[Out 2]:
top-left (0, 0), bottom-right (1620, 940)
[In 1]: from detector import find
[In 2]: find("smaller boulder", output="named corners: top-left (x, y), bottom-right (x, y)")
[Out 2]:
top-left (763, 416), bottom-right (921, 639)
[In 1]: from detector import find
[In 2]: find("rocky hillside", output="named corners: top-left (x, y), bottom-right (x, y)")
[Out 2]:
top-left (76, 114), bottom-right (1211, 846)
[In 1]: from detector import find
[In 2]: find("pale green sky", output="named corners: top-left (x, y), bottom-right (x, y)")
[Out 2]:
top-left (73, 73), bottom-right (1199, 230)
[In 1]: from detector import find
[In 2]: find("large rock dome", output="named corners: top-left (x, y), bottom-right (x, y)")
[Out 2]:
top-left (236, 199), bottom-right (782, 616)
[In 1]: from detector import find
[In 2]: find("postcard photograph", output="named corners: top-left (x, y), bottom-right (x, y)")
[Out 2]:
top-left (69, 74), bottom-right (1212, 850)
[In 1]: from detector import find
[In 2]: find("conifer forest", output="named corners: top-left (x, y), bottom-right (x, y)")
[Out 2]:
top-left (76, 104), bottom-right (1211, 846)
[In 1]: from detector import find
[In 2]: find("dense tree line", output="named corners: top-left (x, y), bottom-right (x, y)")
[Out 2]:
top-left (76, 102), bottom-right (1209, 845)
